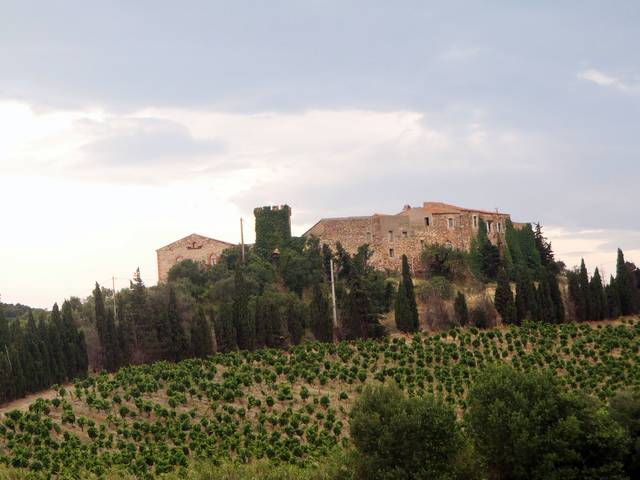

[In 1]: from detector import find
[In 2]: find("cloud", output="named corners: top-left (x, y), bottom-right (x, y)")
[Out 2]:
top-left (577, 68), bottom-right (639, 93)
top-left (78, 117), bottom-right (224, 166)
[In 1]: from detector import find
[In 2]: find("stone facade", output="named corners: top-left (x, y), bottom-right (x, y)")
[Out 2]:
top-left (304, 202), bottom-right (522, 272)
top-left (156, 233), bottom-right (235, 283)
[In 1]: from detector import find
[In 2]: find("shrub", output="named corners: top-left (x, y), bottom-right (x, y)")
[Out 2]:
top-left (609, 390), bottom-right (640, 478)
top-left (466, 365), bottom-right (629, 480)
top-left (469, 296), bottom-right (497, 329)
top-left (349, 383), bottom-right (467, 479)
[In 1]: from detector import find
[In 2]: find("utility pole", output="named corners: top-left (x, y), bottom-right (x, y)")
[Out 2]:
top-left (112, 276), bottom-right (117, 319)
top-left (329, 258), bottom-right (338, 335)
top-left (240, 218), bottom-right (246, 263)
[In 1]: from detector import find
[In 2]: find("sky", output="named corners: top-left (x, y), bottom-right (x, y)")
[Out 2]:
top-left (0, 1), bottom-right (638, 308)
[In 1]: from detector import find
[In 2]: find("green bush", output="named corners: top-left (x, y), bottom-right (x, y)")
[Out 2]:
top-left (349, 383), bottom-right (469, 479)
top-left (466, 365), bottom-right (629, 480)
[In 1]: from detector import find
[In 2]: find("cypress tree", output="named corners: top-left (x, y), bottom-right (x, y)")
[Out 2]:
top-left (129, 268), bottom-right (154, 359)
top-left (171, 286), bottom-right (190, 361)
top-left (494, 268), bottom-right (517, 324)
top-left (116, 295), bottom-right (134, 366)
top-left (590, 268), bottom-right (606, 320)
top-left (578, 259), bottom-right (593, 320)
top-left (49, 303), bottom-right (66, 383)
top-left (534, 223), bottom-right (555, 272)
top-left (537, 274), bottom-right (556, 323)
top-left (344, 275), bottom-right (370, 340)
top-left (394, 255), bottom-right (419, 333)
top-left (285, 296), bottom-right (305, 345)
top-left (606, 276), bottom-right (622, 319)
top-left (310, 283), bottom-right (333, 342)
top-left (454, 291), bottom-right (469, 326)
top-left (104, 309), bottom-right (119, 371)
top-left (616, 248), bottom-right (638, 316)
top-left (515, 273), bottom-right (528, 323)
top-left (546, 268), bottom-right (565, 324)
top-left (214, 300), bottom-right (237, 352)
top-left (191, 306), bottom-right (214, 358)
top-left (567, 271), bottom-right (585, 322)
top-left (233, 268), bottom-right (254, 350)
top-left (254, 295), bottom-right (267, 349)
top-left (60, 301), bottom-right (80, 379)
top-left (93, 283), bottom-right (107, 361)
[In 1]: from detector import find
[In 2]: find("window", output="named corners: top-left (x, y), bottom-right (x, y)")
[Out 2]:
top-left (175, 255), bottom-right (184, 264)
top-left (389, 248), bottom-right (395, 258)
top-left (425, 216), bottom-right (430, 227)
top-left (447, 217), bottom-right (454, 229)
top-left (420, 239), bottom-right (425, 248)
top-left (209, 254), bottom-right (217, 266)
top-left (388, 230), bottom-right (394, 242)
top-left (487, 221), bottom-right (492, 233)
top-left (473, 215), bottom-right (478, 228)
top-left (497, 222), bottom-right (502, 233)
top-left (366, 231), bottom-right (372, 242)
top-left (402, 230), bottom-right (408, 239)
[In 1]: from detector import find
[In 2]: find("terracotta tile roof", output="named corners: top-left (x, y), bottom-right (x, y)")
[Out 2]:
top-left (156, 233), bottom-right (235, 252)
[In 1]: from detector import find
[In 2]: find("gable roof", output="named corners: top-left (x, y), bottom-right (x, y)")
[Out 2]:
top-left (156, 233), bottom-right (235, 252)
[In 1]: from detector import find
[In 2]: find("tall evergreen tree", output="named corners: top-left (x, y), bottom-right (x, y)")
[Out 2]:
top-left (103, 309), bottom-right (119, 371)
top-left (233, 268), bottom-right (254, 350)
top-left (567, 270), bottom-right (585, 322)
top-left (214, 300), bottom-right (237, 353)
top-left (606, 276), bottom-right (622, 319)
top-left (537, 274), bottom-right (557, 324)
top-left (454, 291), bottom-right (469, 326)
top-left (534, 223), bottom-right (556, 272)
top-left (191, 306), bottom-right (214, 358)
top-left (578, 259), bottom-right (593, 320)
top-left (546, 268), bottom-right (565, 324)
top-left (494, 268), bottom-right (517, 324)
top-left (514, 273), bottom-right (528, 323)
top-left (48, 303), bottom-right (66, 383)
top-left (616, 248), bottom-right (638, 316)
top-left (590, 268), bottom-right (606, 321)
top-left (309, 283), bottom-right (333, 342)
top-left (285, 295), bottom-right (305, 345)
top-left (93, 283), bottom-right (107, 357)
top-left (129, 268), bottom-right (154, 360)
top-left (394, 255), bottom-right (419, 333)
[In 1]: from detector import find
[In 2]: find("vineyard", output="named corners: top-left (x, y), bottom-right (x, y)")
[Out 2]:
top-left (1, 317), bottom-right (639, 479)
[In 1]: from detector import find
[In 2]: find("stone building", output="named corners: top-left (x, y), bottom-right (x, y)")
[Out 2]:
top-left (156, 233), bottom-right (235, 283)
top-left (303, 202), bottom-right (522, 271)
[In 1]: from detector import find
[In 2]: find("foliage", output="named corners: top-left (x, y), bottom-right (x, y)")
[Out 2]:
top-left (609, 390), bottom-right (640, 478)
top-left (394, 255), bottom-right (419, 333)
top-left (466, 365), bottom-right (629, 480)
top-left (254, 205), bottom-right (292, 259)
top-left (420, 244), bottom-right (472, 281)
top-left (349, 383), bottom-right (465, 480)
top-left (494, 268), bottom-right (517, 325)
top-left (453, 291), bottom-right (469, 326)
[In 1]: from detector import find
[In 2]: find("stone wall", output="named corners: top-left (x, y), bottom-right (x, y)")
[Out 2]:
top-left (304, 203), bottom-right (516, 272)
top-left (157, 234), bottom-right (234, 283)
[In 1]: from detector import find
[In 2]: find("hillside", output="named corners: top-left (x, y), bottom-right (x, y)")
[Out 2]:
top-left (1, 317), bottom-right (639, 479)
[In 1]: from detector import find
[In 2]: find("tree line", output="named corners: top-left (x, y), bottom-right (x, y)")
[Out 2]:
top-left (0, 302), bottom-right (88, 404)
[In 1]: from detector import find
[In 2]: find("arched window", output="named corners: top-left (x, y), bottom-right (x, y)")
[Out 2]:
top-left (209, 254), bottom-right (217, 266)
top-left (175, 255), bottom-right (184, 264)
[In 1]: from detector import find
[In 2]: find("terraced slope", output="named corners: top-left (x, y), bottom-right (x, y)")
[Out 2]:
top-left (1, 318), bottom-right (639, 478)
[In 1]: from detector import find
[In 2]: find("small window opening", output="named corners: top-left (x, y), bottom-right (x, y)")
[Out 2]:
top-left (425, 217), bottom-right (430, 227)
top-left (388, 230), bottom-right (394, 242)
top-left (447, 217), bottom-right (454, 229)
top-left (366, 231), bottom-right (372, 242)
top-left (487, 221), bottom-right (492, 232)
top-left (473, 215), bottom-right (478, 228)
top-left (402, 230), bottom-right (408, 239)
top-left (389, 248), bottom-right (395, 258)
